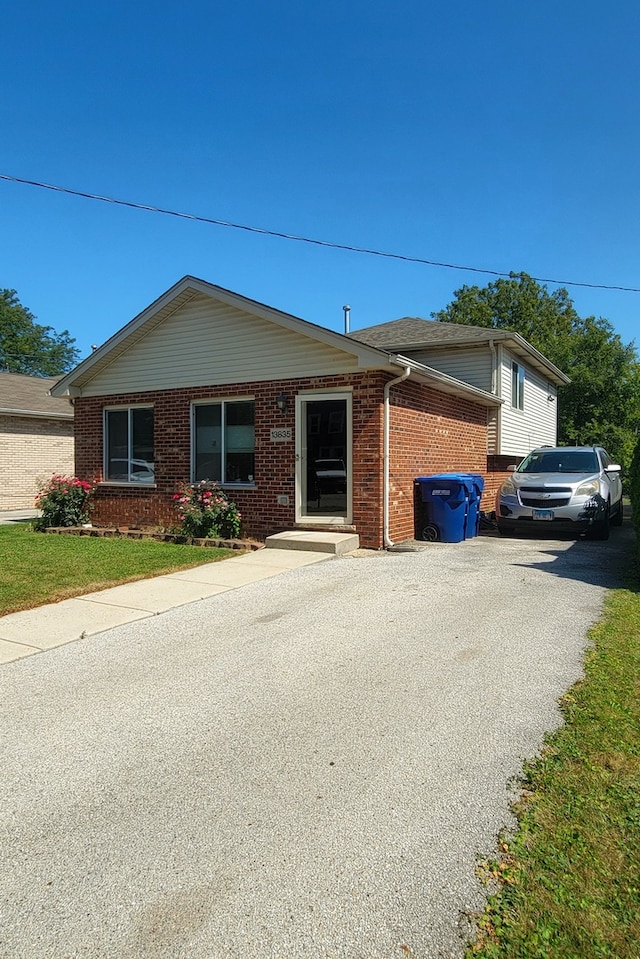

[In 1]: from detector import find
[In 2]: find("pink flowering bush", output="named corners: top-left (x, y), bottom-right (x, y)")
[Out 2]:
top-left (33, 474), bottom-right (95, 530)
top-left (173, 481), bottom-right (242, 539)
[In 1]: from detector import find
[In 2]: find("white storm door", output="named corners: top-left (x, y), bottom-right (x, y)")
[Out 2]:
top-left (295, 392), bottom-right (352, 525)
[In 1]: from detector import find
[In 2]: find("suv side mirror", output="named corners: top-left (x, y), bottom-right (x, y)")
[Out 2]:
top-left (605, 464), bottom-right (622, 473)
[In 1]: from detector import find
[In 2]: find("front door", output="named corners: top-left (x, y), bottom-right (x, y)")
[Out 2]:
top-left (296, 392), bottom-right (352, 525)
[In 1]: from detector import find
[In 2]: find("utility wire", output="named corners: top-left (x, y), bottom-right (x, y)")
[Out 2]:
top-left (2, 172), bottom-right (639, 294)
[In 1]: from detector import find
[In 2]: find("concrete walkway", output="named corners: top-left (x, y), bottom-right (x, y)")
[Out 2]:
top-left (0, 545), bottom-right (333, 665)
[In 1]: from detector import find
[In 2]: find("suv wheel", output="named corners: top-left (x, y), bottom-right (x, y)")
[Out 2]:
top-left (610, 501), bottom-right (624, 527)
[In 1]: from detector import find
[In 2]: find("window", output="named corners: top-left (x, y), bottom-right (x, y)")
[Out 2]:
top-left (193, 400), bottom-right (255, 484)
top-left (520, 450), bottom-right (599, 473)
top-left (104, 406), bottom-right (154, 483)
top-left (511, 361), bottom-right (525, 410)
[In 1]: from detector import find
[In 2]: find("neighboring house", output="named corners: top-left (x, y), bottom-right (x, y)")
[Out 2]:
top-left (349, 317), bottom-right (570, 491)
top-left (50, 277), bottom-right (566, 548)
top-left (0, 372), bottom-right (75, 510)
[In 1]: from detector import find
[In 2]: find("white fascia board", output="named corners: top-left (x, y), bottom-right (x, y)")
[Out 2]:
top-left (501, 334), bottom-right (570, 386)
top-left (0, 407), bottom-right (73, 419)
top-left (47, 385), bottom-right (81, 398)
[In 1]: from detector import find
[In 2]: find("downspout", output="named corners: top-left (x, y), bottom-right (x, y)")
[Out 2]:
top-left (489, 339), bottom-right (497, 394)
top-left (383, 364), bottom-right (411, 548)
top-left (488, 339), bottom-right (501, 455)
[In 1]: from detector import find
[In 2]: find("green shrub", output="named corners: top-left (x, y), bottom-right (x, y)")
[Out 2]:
top-left (629, 436), bottom-right (640, 567)
top-left (173, 481), bottom-right (242, 539)
top-left (33, 474), bottom-right (95, 530)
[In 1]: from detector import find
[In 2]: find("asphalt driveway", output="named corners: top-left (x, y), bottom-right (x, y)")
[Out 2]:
top-left (0, 524), bottom-right (632, 958)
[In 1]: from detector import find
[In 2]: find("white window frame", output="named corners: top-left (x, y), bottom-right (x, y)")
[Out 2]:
top-left (103, 404), bottom-right (155, 485)
top-left (191, 397), bottom-right (256, 486)
top-left (511, 361), bottom-right (525, 410)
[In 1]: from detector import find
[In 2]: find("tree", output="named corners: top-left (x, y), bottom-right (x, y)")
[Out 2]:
top-left (629, 435), bottom-right (640, 563)
top-left (432, 272), bottom-right (640, 473)
top-left (0, 288), bottom-right (79, 376)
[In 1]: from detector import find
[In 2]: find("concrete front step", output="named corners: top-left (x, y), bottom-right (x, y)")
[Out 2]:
top-left (265, 530), bottom-right (360, 555)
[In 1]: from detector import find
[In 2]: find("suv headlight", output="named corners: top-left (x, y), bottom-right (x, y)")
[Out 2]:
top-left (576, 480), bottom-right (600, 497)
top-left (500, 477), bottom-right (517, 496)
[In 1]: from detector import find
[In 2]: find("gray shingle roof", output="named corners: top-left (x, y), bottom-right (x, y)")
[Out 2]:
top-left (0, 372), bottom-right (73, 418)
top-left (349, 317), bottom-right (511, 349)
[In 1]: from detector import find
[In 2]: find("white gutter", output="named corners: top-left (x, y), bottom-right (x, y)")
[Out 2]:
top-left (383, 364), bottom-right (411, 548)
top-left (0, 407), bottom-right (73, 419)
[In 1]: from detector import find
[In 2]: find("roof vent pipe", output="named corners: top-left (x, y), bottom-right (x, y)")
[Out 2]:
top-left (343, 305), bottom-right (351, 334)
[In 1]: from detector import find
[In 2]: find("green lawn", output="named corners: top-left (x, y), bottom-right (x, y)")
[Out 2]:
top-left (467, 583), bottom-right (640, 957)
top-left (0, 523), bottom-right (238, 616)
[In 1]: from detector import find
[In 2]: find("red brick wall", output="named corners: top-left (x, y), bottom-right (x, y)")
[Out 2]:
top-left (73, 372), bottom-right (489, 549)
top-left (484, 454), bottom-right (521, 516)
top-left (386, 379), bottom-right (488, 544)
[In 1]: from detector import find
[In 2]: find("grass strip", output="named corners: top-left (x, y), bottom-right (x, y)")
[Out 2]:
top-left (467, 585), bottom-right (640, 958)
top-left (0, 524), bottom-right (237, 616)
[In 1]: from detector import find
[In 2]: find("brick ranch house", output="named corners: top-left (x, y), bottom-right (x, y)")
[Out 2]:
top-left (50, 277), bottom-right (569, 549)
top-left (0, 372), bottom-right (74, 510)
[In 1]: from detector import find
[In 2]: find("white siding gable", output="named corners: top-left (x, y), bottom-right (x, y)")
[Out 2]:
top-left (80, 294), bottom-right (364, 397)
top-left (497, 347), bottom-right (557, 456)
top-left (403, 347), bottom-right (493, 392)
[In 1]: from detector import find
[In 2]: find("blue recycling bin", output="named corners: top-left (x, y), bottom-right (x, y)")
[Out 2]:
top-left (415, 474), bottom-right (470, 542)
top-left (460, 474), bottom-right (485, 539)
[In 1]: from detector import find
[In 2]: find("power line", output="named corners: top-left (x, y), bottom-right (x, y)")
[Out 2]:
top-left (2, 171), bottom-right (639, 294)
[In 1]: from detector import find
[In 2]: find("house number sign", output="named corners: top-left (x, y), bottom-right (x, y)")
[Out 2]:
top-left (270, 427), bottom-right (292, 442)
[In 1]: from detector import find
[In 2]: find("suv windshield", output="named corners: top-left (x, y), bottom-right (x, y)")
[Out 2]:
top-left (518, 450), bottom-right (599, 473)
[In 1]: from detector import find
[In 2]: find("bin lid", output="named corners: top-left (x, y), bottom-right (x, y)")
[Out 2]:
top-left (415, 473), bottom-right (473, 486)
top-left (416, 472), bottom-right (484, 492)
top-left (415, 474), bottom-right (470, 503)
top-left (415, 473), bottom-right (471, 482)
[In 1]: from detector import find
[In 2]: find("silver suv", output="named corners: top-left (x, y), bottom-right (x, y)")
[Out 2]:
top-left (496, 446), bottom-right (623, 539)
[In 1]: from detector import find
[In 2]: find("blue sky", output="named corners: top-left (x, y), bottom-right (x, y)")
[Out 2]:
top-left (3, 1), bottom-right (639, 364)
